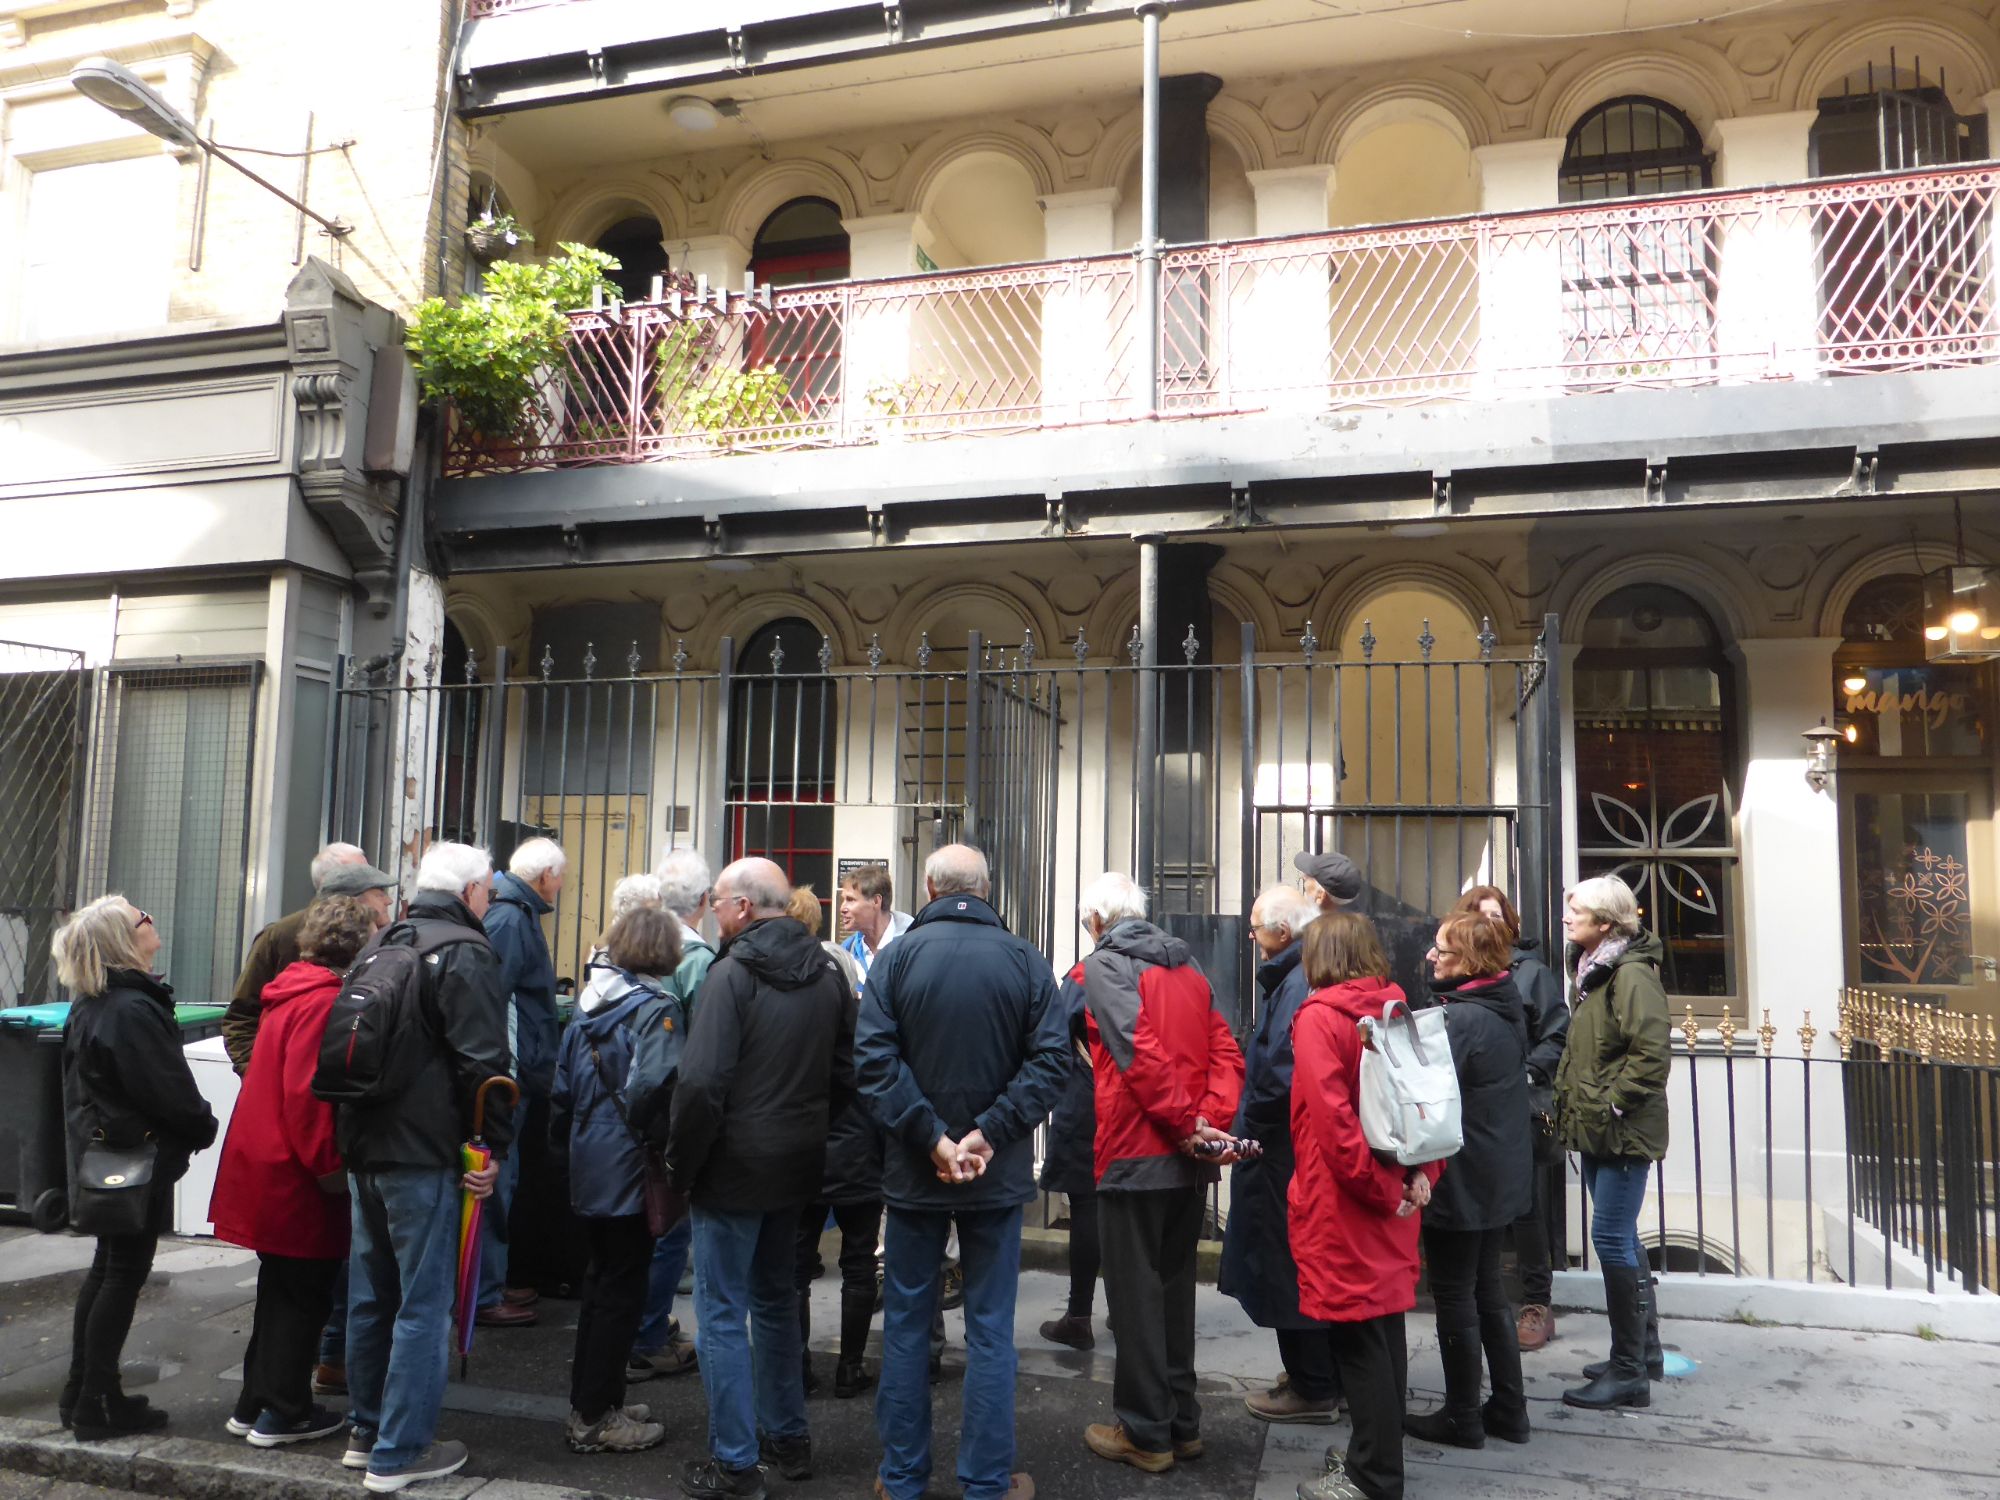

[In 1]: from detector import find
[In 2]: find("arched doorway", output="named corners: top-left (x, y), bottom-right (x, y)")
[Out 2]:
top-left (730, 618), bottom-right (838, 911)
top-left (750, 199), bottom-right (850, 417)
top-left (1572, 583), bottom-right (1739, 1013)
top-left (595, 215), bottom-right (670, 304)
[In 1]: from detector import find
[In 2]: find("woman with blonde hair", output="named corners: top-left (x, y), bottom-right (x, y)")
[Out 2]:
top-left (54, 895), bottom-right (218, 1440)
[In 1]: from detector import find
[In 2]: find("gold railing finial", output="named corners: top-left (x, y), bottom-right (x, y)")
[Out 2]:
top-left (1986, 1018), bottom-right (1998, 1068)
top-left (1916, 1005), bottom-right (1936, 1064)
top-left (1759, 1008), bottom-right (1777, 1057)
top-left (1681, 1003), bottom-right (1700, 1053)
top-left (1799, 1010), bottom-right (1817, 1057)
top-left (1718, 1006), bottom-right (1740, 1055)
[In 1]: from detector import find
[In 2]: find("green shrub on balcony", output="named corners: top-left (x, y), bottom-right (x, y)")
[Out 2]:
top-left (656, 321), bottom-right (795, 443)
top-left (406, 243), bottom-right (621, 442)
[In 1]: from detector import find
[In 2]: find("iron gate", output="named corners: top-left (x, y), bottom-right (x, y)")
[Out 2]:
top-left (328, 614), bottom-right (1560, 1016)
top-left (0, 640), bottom-right (89, 1006)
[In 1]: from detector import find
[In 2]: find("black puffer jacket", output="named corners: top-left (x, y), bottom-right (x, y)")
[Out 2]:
top-left (1512, 938), bottom-right (1569, 1085)
top-left (666, 916), bottom-right (855, 1213)
top-left (1424, 971), bottom-right (1533, 1232)
top-left (336, 893), bottom-right (516, 1172)
top-left (1038, 962), bottom-right (1096, 1197)
top-left (63, 970), bottom-right (218, 1231)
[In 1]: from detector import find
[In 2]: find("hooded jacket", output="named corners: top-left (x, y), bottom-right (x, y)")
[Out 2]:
top-left (1555, 929), bottom-right (1671, 1161)
top-left (1219, 939), bottom-right (1317, 1328)
top-left (209, 961), bottom-right (347, 1259)
top-left (1288, 975), bottom-right (1441, 1324)
top-left (62, 969), bottom-right (218, 1231)
top-left (551, 970), bottom-right (681, 1218)
top-left (666, 916), bottom-right (855, 1212)
top-left (855, 894), bottom-right (1069, 1212)
top-left (1423, 971), bottom-right (1534, 1232)
top-left (221, 905), bottom-right (307, 1074)
top-left (335, 893), bottom-right (515, 1172)
top-left (1511, 938), bottom-right (1569, 1085)
top-left (484, 871), bottom-right (559, 1098)
top-left (1082, 919), bottom-right (1245, 1193)
top-left (1037, 962), bottom-right (1097, 1198)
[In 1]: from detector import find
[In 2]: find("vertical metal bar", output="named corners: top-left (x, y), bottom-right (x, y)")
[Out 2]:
top-left (1135, 1), bottom-right (1165, 417)
top-left (1725, 1050), bottom-right (1743, 1278)
top-left (643, 680), bottom-right (660, 868)
top-left (481, 650), bottom-right (510, 850)
top-left (709, 640), bottom-right (734, 867)
top-left (1802, 1052), bottom-right (1816, 1283)
top-left (964, 633), bottom-right (984, 847)
top-left (1134, 538), bottom-right (1161, 900)
top-left (1689, 1048), bottom-right (1706, 1274)
top-left (1919, 1058), bottom-right (1940, 1293)
top-left (1764, 1049), bottom-right (1776, 1280)
top-left (1238, 625), bottom-right (1257, 1010)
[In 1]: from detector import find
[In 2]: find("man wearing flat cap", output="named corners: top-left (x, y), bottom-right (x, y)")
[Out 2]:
top-left (222, 844), bottom-right (397, 1073)
top-left (1292, 850), bottom-right (1362, 918)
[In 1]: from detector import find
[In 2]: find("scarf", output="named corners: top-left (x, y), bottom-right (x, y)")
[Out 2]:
top-left (1571, 934), bottom-right (1631, 1006)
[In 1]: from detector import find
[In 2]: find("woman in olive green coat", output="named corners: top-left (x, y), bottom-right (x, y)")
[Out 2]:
top-left (1552, 874), bottom-right (1669, 1413)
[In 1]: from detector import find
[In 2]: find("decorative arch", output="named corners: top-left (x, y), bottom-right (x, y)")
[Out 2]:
top-left (883, 578), bottom-right (1059, 665)
top-left (442, 590), bottom-right (515, 668)
top-left (905, 127), bottom-right (1060, 214)
top-left (1555, 553), bottom-right (1755, 643)
top-left (697, 589), bottom-right (855, 672)
top-left (1816, 538), bottom-right (1995, 638)
top-left (1783, 9), bottom-right (1998, 114)
top-left (463, 142), bottom-right (543, 228)
top-left (1206, 565), bottom-right (1284, 656)
top-left (1320, 561), bottom-right (1504, 659)
top-left (717, 155), bottom-right (866, 251)
top-left (1307, 74), bottom-right (1499, 167)
top-left (1538, 44), bottom-right (1744, 141)
top-left (541, 174), bottom-right (685, 250)
top-left (1205, 97), bottom-right (1276, 178)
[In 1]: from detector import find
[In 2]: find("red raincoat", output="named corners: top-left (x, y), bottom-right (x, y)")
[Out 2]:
top-left (208, 961), bottom-right (348, 1259)
top-left (1287, 976), bottom-right (1443, 1324)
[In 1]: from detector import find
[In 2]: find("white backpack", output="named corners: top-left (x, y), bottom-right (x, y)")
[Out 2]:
top-left (1356, 999), bottom-right (1464, 1166)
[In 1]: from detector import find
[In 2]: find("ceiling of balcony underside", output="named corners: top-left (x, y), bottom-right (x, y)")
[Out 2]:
top-left (471, 0), bottom-right (1835, 174)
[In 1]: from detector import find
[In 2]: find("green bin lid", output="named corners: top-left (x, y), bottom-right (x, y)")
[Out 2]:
top-left (0, 1002), bottom-right (73, 1029)
top-left (174, 1004), bottom-right (228, 1025)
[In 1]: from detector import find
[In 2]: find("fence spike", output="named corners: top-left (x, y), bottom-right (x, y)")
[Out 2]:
top-left (1717, 1006), bottom-right (1738, 1054)
top-left (1072, 627), bottom-right (1089, 664)
top-left (1680, 1004), bottom-right (1699, 1053)
top-left (1758, 1009), bottom-right (1776, 1057)
top-left (1419, 618), bottom-right (1436, 661)
top-left (425, 642), bottom-right (440, 684)
top-left (540, 643), bottom-right (555, 682)
top-left (673, 638), bottom-right (688, 673)
top-left (1127, 623), bottom-right (1142, 665)
top-left (1478, 616), bottom-right (1497, 660)
top-left (818, 635), bottom-right (835, 673)
top-left (917, 631), bottom-right (933, 670)
top-left (463, 644), bottom-right (479, 684)
top-left (627, 640), bottom-right (642, 677)
top-left (867, 634), bottom-right (884, 672)
top-left (582, 641), bottom-right (597, 680)
top-left (1360, 620), bottom-right (1376, 661)
top-left (1798, 1010), bottom-right (1816, 1057)
top-left (1300, 619), bottom-right (1318, 663)
top-left (769, 635), bottom-right (785, 673)
top-left (1917, 1005), bottom-right (1936, 1063)
top-left (1986, 1017), bottom-right (1997, 1066)
top-left (1833, 1006), bottom-right (1851, 1060)
top-left (1182, 622), bottom-right (1200, 664)
top-left (1021, 629), bottom-right (1036, 669)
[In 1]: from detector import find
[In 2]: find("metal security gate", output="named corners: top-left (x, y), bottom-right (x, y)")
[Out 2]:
top-left (0, 640), bottom-right (89, 1006)
top-left (329, 615), bottom-right (1559, 1007)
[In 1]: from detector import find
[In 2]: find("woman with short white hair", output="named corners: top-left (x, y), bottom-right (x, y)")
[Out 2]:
top-left (1553, 873), bottom-right (1669, 1413)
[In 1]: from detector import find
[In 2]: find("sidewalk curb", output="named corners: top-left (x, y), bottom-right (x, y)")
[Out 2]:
top-left (0, 1417), bottom-right (628, 1500)
top-left (1551, 1269), bottom-right (2000, 1344)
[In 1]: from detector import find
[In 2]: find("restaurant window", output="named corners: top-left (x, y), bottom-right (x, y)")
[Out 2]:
top-left (1834, 573), bottom-right (1991, 759)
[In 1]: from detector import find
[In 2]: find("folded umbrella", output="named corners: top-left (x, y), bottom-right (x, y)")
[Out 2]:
top-left (455, 1074), bottom-right (520, 1376)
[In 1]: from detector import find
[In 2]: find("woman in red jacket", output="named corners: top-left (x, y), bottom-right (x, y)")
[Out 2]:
top-left (1288, 912), bottom-right (1441, 1500)
top-left (210, 896), bottom-right (376, 1448)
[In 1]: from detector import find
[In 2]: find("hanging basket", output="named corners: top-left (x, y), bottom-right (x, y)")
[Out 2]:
top-left (465, 225), bottom-right (519, 264)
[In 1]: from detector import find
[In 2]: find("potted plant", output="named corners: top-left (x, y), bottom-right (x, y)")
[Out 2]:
top-left (406, 242), bottom-right (621, 463)
top-left (466, 211), bottom-right (533, 264)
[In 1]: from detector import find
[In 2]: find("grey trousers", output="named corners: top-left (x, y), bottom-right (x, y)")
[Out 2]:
top-left (1098, 1184), bottom-right (1205, 1453)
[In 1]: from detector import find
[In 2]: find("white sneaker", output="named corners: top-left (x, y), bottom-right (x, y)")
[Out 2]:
top-left (364, 1440), bottom-right (468, 1493)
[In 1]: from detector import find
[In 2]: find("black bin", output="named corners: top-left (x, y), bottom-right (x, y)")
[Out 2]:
top-left (0, 1004), bottom-right (73, 1232)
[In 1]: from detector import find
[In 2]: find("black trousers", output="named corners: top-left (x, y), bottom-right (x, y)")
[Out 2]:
top-left (1425, 1224), bottom-right (1511, 1330)
top-left (1325, 1314), bottom-right (1408, 1500)
top-left (67, 1232), bottom-right (158, 1402)
top-left (235, 1254), bottom-right (341, 1425)
top-left (572, 1214), bottom-right (656, 1421)
top-left (793, 1200), bottom-right (883, 1298)
top-left (1275, 1326), bottom-right (1343, 1402)
top-left (1065, 1191), bottom-right (1101, 1318)
top-left (1511, 1158), bottom-right (1567, 1305)
top-left (509, 1096), bottom-right (587, 1293)
top-left (1099, 1185), bottom-right (1204, 1453)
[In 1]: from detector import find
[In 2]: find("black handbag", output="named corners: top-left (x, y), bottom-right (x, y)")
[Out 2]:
top-left (1528, 1081), bottom-right (1562, 1165)
top-left (72, 1135), bottom-right (160, 1237)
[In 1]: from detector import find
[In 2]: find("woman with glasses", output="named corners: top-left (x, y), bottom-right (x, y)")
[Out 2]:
top-left (1402, 913), bottom-right (1533, 1450)
top-left (54, 896), bottom-right (218, 1440)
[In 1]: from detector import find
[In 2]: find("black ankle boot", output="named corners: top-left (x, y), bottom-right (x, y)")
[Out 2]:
top-left (1564, 1265), bottom-right (1651, 1410)
top-left (1583, 1274), bottom-right (1664, 1380)
top-left (834, 1290), bottom-right (874, 1397)
top-left (1402, 1330), bottom-right (1485, 1448)
top-left (71, 1393), bottom-right (169, 1442)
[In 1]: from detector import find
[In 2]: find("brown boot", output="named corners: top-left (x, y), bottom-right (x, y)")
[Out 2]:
top-left (1516, 1304), bottom-right (1554, 1351)
top-left (1084, 1422), bottom-right (1173, 1474)
top-left (1245, 1384), bottom-right (1340, 1424)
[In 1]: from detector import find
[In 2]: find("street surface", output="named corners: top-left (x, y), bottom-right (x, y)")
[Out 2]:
top-left (1, 1228), bottom-right (1997, 1498)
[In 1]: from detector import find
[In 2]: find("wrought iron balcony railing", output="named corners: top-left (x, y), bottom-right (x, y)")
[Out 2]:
top-left (443, 164), bottom-right (2000, 478)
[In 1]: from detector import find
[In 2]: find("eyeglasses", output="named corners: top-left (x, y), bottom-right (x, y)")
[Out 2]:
top-left (1427, 944), bottom-right (1458, 959)
top-left (133, 910), bottom-right (154, 930)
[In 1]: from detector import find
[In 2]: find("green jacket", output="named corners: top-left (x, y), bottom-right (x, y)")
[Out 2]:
top-left (1554, 930), bottom-right (1671, 1162)
top-left (673, 930), bottom-right (718, 1026)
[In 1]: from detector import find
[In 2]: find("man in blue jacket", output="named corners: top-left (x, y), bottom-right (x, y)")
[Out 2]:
top-left (477, 836), bottom-right (564, 1326)
top-left (856, 844), bottom-right (1069, 1500)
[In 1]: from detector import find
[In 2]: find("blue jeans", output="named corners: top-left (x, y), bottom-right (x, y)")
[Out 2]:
top-left (877, 1205), bottom-right (1022, 1500)
top-left (1583, 1153), bottom-right (1651, 1268)
top-left (476, 1147), bottom-right (520, 1309)
top-left (634, 1210), bottom-right (693, 1354)
top-left (319, 1262), bottom-right (348, 1365)
top-left (347, 1169), bottom-right (460, 1471)
top-left (691, 1205), bottom-right (807, 1469)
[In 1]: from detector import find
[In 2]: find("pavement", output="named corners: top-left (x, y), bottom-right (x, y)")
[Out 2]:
top-left (2, 1226), bottom-right (1998, 1500)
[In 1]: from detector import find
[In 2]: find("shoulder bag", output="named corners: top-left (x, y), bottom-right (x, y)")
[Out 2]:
top-left (72, 1134), bottom-right (159, 1238)
top-left (585, 1031), bottom-right (686, 1237)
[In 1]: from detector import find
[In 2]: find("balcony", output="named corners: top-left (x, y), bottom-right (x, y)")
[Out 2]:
top-left (443, 165), bottom-right (2000, 481)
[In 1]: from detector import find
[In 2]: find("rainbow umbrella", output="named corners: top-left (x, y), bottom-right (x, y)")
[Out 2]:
top-left (455, 1075), bottom-right (521, 1376)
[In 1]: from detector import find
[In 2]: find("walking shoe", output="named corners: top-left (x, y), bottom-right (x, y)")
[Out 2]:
top-left (1083, 1422), bottom-right (1173, 1474)
top-left (567, 1407), bottom-right (665, 1454)
top-left (940, 1264), bottom-right (965, 1311)
top-left (1039, 1312), bottom-right (1094, 1350)
top-left (344, 1427), bottom-right (377, 1470)
top-left (363, 1439), bottom-right (468, 1493)
top-left (503, 1286), bottom-right (541, 1307)
top-left (475, 1301), bottom-right (538, 1328)
top-left (1005, 1475), bottom-right (1036, 1498)
top-left (759, 1430), bottom-right (812, 1480)
top-left (311, 1362), bottom-right (348, 1394)
top-left (629, 1335), bottom-right (699, 1382)
top-left (1296, 1470), bottom-right (1369, 1500)
top-left (225, 1413), bottom-right (257, 1437)
top-left (1517, 1304), bottom-right (1555, 1350)
top-left (679, 1457), bottom-right (768, 1499)
top-left (1245, 1383), bottom-right (1340, 1424)
top-left (247, 1404), bottom-right (347, 1447)
top-left (834, 1358), bottom-right (874, 1399)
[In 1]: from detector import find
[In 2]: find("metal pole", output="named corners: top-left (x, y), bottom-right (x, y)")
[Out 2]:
top-left (480, 648), bottom-right (510, 851)
top-left (1135, 535), bottom-right (1162, 901)
top-left (710, 639), bottom-right (735, 869)
top-left (1135, 0), bottom-right (1165, 417)
top-left (965, 631), bottom-right (985, 848)
top-left (1238, 618), bottom-right (1257, 1021)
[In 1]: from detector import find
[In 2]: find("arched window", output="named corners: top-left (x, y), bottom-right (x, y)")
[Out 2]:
top-left (1573, 584), bottom-right (1738, 1006)
top-left (595, 215), bottom-right (670, 304)
top-left (1560, 97), bottom-right (1710, 202)
top-left (1835, 571), bottom-right (1991, 760)
top-left (730, 618), bottom-right (837, 905)
top-left (751, 198), bottom-right (850, 287)
top-left (747, 199), bottom-right (850, 418)
top-left (1810, 60), bottom-right (1983, 174)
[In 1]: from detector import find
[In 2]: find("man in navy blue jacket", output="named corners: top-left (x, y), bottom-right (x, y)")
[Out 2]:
top-left (856, 844), bottom-right (1069, 1500)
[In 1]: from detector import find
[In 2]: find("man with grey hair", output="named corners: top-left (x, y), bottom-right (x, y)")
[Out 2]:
top-left (477, 836), bottom-right (567, 1327)
top-left (856, 843), bottom-right (1068, 1500)
top-left (223, 842), bottom-right (392, 1073)
top-left (1223, 883), bottom-right (1345, 1424)
top-left (668, 858), bottom-right (854, 1499)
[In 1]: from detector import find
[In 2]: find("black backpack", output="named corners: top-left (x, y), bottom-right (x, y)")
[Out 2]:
top-left (312, 920), bottom-right (482, 1106)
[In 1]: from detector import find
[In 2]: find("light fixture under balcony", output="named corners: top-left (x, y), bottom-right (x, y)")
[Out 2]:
top-left (666, 95), bottom-right (724, 132)
top-left (1921, 499), bottom-right (2000, 662)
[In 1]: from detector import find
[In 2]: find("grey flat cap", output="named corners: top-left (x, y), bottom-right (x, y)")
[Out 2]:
top-left (1292, 849), bottom-right (1362, 903)
top-left (318, 862), bottom-right (397, 896)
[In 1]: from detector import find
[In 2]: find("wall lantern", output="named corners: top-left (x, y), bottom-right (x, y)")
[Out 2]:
top-left (1920, 498), bottom-right (2000, 662)
top-left (1803, 720), bottom-right (1841, 792)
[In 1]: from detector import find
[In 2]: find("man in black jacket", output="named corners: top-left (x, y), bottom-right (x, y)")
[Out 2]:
top-left (855, 844), bottom-right (1069, 1500)
top-left (667, 857), bottom-right (854, 1500)
top-left (337, 842), bottom-right (512, 1495)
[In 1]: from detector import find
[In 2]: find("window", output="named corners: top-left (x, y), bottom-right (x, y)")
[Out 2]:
top-left (522, 604), bottom-right (659, 796)
top-left (749, 199), bottom-right (850, 416)
top-left (1573, 585), bottom-right (1738, 1004)
top-left (21, 156), bottom-right (175, 343)
top-left (595, 215), bottom-right (670, 305)
top-left (1560, 98), bottom-right (1710, 202)
top-left (1835, 574), bottom-right (1991, 759)
top-left (730, 619), bottom-right (836, 899)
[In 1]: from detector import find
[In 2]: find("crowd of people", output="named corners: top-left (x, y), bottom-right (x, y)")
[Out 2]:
top-left (50, 831), bottom-right (1672, 1500)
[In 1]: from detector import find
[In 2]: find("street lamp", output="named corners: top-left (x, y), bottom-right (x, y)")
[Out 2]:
top-left (1803, 721), bottom-right (1841, 793)
top-left (67, 56), bottom-right (351, 239)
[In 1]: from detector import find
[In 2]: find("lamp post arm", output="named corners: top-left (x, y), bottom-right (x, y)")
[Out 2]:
top-left (202, 136), bottom-right (351, 238)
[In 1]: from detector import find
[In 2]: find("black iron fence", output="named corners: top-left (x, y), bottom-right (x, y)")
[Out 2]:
top-left (0, 640), bottom-right (89, 1007)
